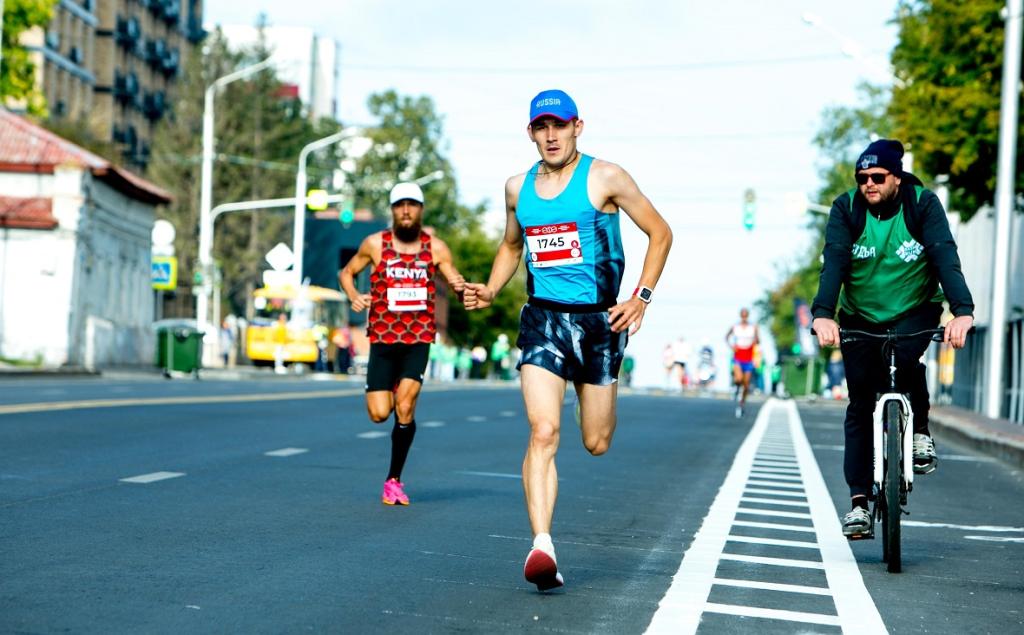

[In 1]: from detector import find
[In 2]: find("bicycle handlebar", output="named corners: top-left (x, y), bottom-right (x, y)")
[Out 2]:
top-left (809, 326), bottom-right (973, 344)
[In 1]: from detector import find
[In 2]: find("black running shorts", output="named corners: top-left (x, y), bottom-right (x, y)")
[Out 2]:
top-left (365, 343), bottom-right (430, 392)
top-left (516, 303), bottom-right (627, 385)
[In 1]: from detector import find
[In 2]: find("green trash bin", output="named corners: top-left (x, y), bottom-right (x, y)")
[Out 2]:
top-left (155, 321), bottom-right (204, 375)
top-left (782, 356), bottom-right (823, 397)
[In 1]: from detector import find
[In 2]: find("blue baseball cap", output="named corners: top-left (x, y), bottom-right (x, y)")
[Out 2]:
top-left (529, 89), bottom-right (578, 123)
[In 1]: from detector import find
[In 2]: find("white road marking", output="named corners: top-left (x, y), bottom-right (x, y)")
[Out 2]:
top-left (647, 397), bottom-right (775, 633)
top-left (422, 420), bottom-right (446, 428)
top-left (457, 470), bottom-right (521, 479)
top-left (749, 472), bottom-right (802, 481)
top-left (711, 577), bottom-right (831, 596)
top-left (499, 410), bottom-right (517, 417)
top-left (732, 520), bottom-right (816, 533)
top-left (746, 480), bottom-right (805, 489)
top-left (737, 507), bottom-right (812, 519)
top-left (727, 535), bottom-right (819, 549)
top-left (719, 553), bottom-right (824, 569)
top-left (812, 444), bottom-right (846, 452)
top-left (744, 488), bottom-right (808, 498)
top-left (264, 448), bottom-right (308, 457)
top-left (466, 415), bottom-right (487, 422)
top-left (740, 497), bottom-right (809, 508)
top-left (357, 431), bottom-right (388, 439)
top-left (902, 520), bottom-right (1024, 532)
top-left (747, 466), bottom-right (801, 475)
top-left (965, 536), bottom-right (1024, 543)
top-left (784, 399), bottom-right (886, 633)
top-left (752, 459), bottom-right (798, 467)
top-left (120, 471), bottom-right (185, 484)
top-left (646, 399), bottom-right (884, 634)
top-left (703, 603), bottom-right (840, 626)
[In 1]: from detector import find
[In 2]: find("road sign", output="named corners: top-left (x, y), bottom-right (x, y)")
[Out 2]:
top-left (152, 256), bottom-right (178, 291)
top-left (265, 242), bottom-right (294, 272)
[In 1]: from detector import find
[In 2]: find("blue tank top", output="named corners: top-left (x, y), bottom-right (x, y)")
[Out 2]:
top-left (516, 154), bottom-right (625, 311)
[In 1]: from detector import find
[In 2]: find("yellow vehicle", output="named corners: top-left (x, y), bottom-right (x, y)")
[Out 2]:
top-left (246, 285), bottom-right (346, 366)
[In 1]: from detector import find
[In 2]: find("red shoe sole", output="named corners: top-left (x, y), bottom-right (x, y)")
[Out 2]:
top-left (524, 549), bottom-right (563, 591)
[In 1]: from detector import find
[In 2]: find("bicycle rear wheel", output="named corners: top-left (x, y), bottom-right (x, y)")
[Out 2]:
top-left (884, 400), bottom-right (903, 573)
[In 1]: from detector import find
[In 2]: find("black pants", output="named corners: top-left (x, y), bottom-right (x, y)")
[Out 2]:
top-left (839, 303), bottom-right (942, 498)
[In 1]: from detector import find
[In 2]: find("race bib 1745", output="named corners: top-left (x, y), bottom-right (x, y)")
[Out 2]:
top-left (525, 222), bottom-right (583, 268)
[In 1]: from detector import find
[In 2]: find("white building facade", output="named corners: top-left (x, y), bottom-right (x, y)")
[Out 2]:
top-left (0, 110), bottom-right (171, 368)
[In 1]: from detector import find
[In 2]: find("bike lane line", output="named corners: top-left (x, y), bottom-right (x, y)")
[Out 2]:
top-left (783, 398), bottom-right (887, 633)
top-left (646, 398), bottom-right (886, 634)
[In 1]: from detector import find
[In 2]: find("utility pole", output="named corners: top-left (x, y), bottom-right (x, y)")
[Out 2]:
top-left (985, 0), bottom-right (1022, 419)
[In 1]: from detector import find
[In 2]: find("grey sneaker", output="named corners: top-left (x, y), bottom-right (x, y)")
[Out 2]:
top-left (912, 433), bottom-right (937, 474)
top-left (842, 506), bottom-right (873, 539)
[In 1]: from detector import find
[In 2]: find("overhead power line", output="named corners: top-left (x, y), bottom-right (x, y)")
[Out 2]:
top-left (340, 52), bottom-right (860, 75)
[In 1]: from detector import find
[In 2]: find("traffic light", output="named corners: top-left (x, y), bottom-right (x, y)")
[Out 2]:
top-left (339, 202), bottom-right (354, 227)
top-left (306, 189), bottom-right (329, 211)
top-left (743, 188), bottom-right (756, 231)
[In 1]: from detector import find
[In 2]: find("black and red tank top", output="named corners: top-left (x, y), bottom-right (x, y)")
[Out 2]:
top-left (367, 230), bottom-right (437, 344)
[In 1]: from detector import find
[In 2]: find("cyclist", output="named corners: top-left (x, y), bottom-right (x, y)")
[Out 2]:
top-left (725, 308), bottom-right (759, 418)
top-left (810, 139), bottom-right (974, 538)
top-left (462, 89), bottom-right (672, 590)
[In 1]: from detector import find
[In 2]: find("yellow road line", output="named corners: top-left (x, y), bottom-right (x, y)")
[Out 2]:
top-left (0, 388), bottom-right (365, 416)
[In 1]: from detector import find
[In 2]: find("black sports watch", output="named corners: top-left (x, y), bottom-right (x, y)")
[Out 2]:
top-left (634, 286), bottom-right (653, 304)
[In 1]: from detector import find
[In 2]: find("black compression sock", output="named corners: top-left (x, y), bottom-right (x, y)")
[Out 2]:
top-left (387, 418), bottom-right (416, 481)
top-left (851, 496), bottom-right (869, 511)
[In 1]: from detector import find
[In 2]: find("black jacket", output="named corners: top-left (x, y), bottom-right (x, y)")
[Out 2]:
top-left (811, 172), bottom-right (974, 321)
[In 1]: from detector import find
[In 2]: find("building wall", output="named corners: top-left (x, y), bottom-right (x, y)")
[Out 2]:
top-left (0, 167), bottom-right (157, 367)
top-left (15, 0), bottom-right (205, 169)
top-left (954, 207), bottom-right (1024, 326)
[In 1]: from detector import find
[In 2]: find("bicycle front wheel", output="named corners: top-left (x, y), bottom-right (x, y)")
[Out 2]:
top-left (884, 400), bottom-right (903, 573)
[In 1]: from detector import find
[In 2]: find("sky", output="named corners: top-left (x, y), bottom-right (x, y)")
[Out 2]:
top-left (205, 0), bottom-right (901, 388)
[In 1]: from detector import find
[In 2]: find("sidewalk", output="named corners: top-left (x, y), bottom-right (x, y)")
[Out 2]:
top-left (929, 405), bottom-right (1024, 469)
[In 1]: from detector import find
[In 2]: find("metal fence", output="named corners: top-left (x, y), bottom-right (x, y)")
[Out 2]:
top-left (950, 319), bottom-right (1024, 424)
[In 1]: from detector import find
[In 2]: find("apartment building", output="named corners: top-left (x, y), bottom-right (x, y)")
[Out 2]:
top-left (19, 0), bottom-right (204, 168)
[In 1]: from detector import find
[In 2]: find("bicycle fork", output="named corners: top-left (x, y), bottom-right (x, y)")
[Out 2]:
top-left (872, 392), bottom-right (915, 507)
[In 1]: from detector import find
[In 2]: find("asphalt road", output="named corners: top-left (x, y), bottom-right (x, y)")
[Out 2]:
top-left (1, 376), bottom-right (1021, 633)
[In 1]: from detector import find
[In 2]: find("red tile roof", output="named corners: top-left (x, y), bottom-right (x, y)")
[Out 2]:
top-left (0, 109), bottom-right (172, 205)
top-left (0, 196), bottom-right (58, 230)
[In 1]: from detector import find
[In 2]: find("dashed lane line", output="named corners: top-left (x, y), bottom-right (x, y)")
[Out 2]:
top-left (711, 577), bottom-right (831, 596)
top-left (264, 448), bottom-right (308, 457)
top-left (357, 431), bottom-right (388, 439)
top-left (119, 471), bottom-right (185, 484)
top-left (457, 471), bottom-right (521, 479)
top-left (703, 603), bottom-right (840, 627)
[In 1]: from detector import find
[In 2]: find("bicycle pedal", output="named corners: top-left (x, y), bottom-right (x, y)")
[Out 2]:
top-left (847, 532), bottom-right (874, 541)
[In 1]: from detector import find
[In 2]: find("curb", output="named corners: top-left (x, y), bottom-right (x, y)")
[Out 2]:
top-left (928, 405), bottom-right (1024, 469)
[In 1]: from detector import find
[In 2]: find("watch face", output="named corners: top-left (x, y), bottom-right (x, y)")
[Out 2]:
top-left (639, 288), bottom-right (652, 302)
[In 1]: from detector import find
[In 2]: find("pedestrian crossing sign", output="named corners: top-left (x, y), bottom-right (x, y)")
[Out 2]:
top-left (152, 256), bottom-right (178, 291)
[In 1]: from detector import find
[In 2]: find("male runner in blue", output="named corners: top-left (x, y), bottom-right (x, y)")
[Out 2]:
top-left (463, 89), bottom-right (672, 591)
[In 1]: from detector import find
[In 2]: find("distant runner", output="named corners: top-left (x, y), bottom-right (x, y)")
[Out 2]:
top-left (725, 308), bottom-right (759, 418)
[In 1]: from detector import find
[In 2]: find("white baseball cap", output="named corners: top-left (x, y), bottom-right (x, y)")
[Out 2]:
top-left (389, 182), bottom-right (424, 205)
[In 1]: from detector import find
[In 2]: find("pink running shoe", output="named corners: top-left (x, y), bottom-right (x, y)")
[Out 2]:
top-left (524, 548), bottom-right (564, 591)
top-left (381, 478), bottom-right (409, 506)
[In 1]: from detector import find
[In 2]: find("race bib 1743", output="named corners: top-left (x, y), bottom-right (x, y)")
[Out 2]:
top-left (525, 222), bottom-right (583, 268)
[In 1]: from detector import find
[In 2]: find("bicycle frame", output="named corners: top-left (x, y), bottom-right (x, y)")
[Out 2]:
top-left (871, 341), bottom-right (915, 495)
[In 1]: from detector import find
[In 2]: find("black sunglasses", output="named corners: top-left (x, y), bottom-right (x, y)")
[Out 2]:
top-left (855, 172), bottom-right (889, 185)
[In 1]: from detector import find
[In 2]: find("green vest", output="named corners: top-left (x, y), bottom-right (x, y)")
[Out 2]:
top-left (839, 187), bottom-right (944, 323)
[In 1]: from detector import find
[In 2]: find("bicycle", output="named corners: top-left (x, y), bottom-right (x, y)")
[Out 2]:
top-left (814, 326), bottom-right (948, 573)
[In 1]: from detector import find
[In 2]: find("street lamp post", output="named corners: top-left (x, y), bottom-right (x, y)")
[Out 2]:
top-left (196, 57), bottom-right (274, 337)
top-left (985, 0), bottom-right (1022, 419)
top-left (293, 127), bottom-right (360, 287)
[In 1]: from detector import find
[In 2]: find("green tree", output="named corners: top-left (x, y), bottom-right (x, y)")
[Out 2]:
top-left (0, 0), bottom-right (57, 115)
top-left (148, 28), bottom-right (340, 318)
top-left (758, 84), bottom-right (891, 351)
top-left (889, 0), bottom-right (1020, 217)
top-left (351, 90), bottom-right (526, 348)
